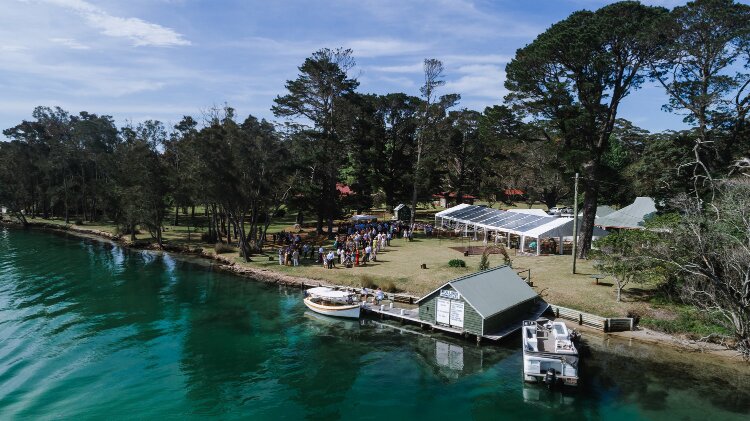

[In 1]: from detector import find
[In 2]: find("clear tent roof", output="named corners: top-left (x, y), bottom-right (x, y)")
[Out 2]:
top-left (595, 197), bottom-right (657, 229)
top-left (435, 204), bottom-right (608, 239)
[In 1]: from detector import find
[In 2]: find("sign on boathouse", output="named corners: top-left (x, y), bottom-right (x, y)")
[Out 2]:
top-left (416, 265), bottom-right (541, 338)
top-left (440, 289), bottom-right (460, 300)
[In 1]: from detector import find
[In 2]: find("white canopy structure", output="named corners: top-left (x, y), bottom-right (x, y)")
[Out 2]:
top-left (350, 215), bottom-right (378, 222)
top-left (595, 197), bottom-right (657, 229)
top-left (507, 208), bottom-right (550, 217)
top-left (435, 204), bottom-right (608, 255)
top-left (306, 287), bottom-right (353, 300)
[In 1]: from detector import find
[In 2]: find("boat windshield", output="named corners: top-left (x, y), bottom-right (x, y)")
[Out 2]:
top-left (307, 287), bottom-right (352, 300)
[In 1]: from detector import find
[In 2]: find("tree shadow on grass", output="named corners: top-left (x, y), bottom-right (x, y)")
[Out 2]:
top-left (624, 287), bottom-right (659, 303)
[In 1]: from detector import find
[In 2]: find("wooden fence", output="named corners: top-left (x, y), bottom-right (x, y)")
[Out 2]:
top-left (548, 304), bottom-right (634, 332)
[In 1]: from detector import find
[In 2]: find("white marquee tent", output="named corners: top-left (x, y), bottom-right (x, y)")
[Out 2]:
top-left (435, 204), bottom-right (608, 255)
top-left (595, 197), bottom-right (657, 229)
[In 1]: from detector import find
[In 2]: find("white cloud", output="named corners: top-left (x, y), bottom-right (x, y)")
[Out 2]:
top-left (39, 0), bottom-right (190, 47)
top-left (0, 45), bottom-right (27, 52)
top-left (50, 37), bottom-right (90, 50)
top-left (445, 64), bottom-right (506, 101)
top-left (369, 62), bottom-right (423, 73)
top-left (376, 75), bottom-right (417, 88)
top-left (443, 54), bottom-right (513, 65)
top-left (344, 38), bottom-right (429, 57)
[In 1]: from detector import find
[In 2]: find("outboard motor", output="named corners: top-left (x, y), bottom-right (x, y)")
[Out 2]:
top-left (544, 368), bottom-right (557, 388)
top-left (569, 329), bottom-right (581, 344)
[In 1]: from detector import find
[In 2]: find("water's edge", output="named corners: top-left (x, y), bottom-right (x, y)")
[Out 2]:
top-left (3, 220), bottom-right (746, 366)
top-left (1, 226), bottom-right (749, 420)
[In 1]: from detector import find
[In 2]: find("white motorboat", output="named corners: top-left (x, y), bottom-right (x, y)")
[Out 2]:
top-left (522, 319), bottom-right (580, 387)
top-left (303, 287), bottom-right (361, 319)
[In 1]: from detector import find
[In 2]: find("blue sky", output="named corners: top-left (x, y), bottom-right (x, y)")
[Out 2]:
top-left (0, 0), bottom-right (727, 136)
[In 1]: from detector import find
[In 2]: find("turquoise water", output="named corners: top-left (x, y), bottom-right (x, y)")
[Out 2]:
top-left (0, 228), bottom-right (748, 420)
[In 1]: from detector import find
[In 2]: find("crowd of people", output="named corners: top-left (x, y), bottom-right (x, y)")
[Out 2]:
top-left (274, 220), bottom-right (423, 270)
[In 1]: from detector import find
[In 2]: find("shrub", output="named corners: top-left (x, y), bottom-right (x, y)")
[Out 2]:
top-left (478, 254), bottom-right (490, 270)
top-left (359, 275), bottom-right (377, 289)
top-left (201, 232), bottom-right (217, 243)
top-left (382, 280), bottom-right (399, 293)
top-left (74, 219), bottom-right (84, 225)
top-left (214, 242), bottom-right (234, 254)
top-left (448, 259), bottom-right (466, 268)
top-left (626, 310), bottom-right (641, 327)
top-left (273, 208), bottom-right (286, 217)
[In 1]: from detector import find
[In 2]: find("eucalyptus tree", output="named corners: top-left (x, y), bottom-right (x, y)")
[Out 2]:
top-left (443, 109), bottom-right (483, 203)
top-left (409, 59), bottom-right (459, 225)
top-left (0, 140), bottom-right (35, 225)
top-left (223, 113), bottom-right (292, 259)
top-left (477, 105), bottom-right (569, 209)
top-left (377, 93), bottom-right (421, 209)
top-left (505, 1), bottom-right (668, 257)
top-left (273, 48), bottom-right (359, 235)
top-left (626, 131), bottom-right (694, 203)
top-left (164, 116), bottom-right (199, 227)
top-left (3, 107), bottom-right (78, 222)
top-left (70, 111), bottom-right (119, 222)
top-left (115, 121), bottom-right (169, 245)
top-left (337, 93), bottom-right (383, 213)
top-left (651, 179), bottom-right (750, 358)
top-left (650, 0), bottom-right (750, 194)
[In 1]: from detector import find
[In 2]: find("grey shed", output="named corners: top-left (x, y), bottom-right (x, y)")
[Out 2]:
top-left (416, 265), bottom-right (546, 339)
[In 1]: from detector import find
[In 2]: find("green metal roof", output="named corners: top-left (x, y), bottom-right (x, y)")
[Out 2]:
top-left (417, 266), bottom-right (539, 319)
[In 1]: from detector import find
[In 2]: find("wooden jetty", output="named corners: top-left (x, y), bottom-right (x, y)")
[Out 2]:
top-left (360, 299), bottom-right (544, 343)
top-left (361, 301), bottom-right (468, 337)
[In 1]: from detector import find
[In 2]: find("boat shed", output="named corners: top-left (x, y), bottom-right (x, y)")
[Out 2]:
top-left (392, 204), bottom-right (411, 222)
top-left (435, 204), bottom-right (607, 255)
top-left (416, 266), bottom-right (547, 339)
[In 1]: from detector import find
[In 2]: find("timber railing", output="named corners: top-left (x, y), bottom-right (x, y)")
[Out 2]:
top-left (548, 304), bottom-right (634, 332)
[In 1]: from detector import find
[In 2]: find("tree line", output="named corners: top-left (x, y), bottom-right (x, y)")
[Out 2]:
top-left (0, 0), bottom-right (747, 256)
top-left (0, 0), bottom-right (748, 353)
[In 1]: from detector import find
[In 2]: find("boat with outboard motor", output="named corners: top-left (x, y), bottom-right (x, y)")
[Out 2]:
top-left (303, 287), bottom-right (361, 319)
top-left (522, 318), bottom-right (580, 387)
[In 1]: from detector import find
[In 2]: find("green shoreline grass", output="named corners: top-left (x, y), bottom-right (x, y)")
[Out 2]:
top-left (6, 210), bottom-right (724, 338)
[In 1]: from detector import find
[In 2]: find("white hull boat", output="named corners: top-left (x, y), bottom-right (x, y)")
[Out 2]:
top-left (522, 319), bottom-right (579, 387)
top-left (303, 287), bottom-right (361, 319)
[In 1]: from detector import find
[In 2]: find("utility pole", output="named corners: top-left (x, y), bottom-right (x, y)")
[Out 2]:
top-left (572, 173), bottom-right (579, 274)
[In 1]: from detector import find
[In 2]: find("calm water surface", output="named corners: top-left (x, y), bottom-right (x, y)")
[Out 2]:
top-left (1, 228), bottom-right (748, 420)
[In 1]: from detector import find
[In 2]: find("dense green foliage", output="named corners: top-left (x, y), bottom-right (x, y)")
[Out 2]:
top-left (448, 259), bottom-right (466, 268)
top-left (592, 229), bottom-right (665, 302)
top-left (505, 1), bottom-right (669, 257)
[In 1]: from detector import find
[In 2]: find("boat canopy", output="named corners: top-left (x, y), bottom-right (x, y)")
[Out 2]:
top-left (307, 287), bottom-right (353, 299)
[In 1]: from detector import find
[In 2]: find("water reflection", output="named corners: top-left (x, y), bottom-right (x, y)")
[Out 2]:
top-left (581, 336), bottom-right (750, 417)
top-left (1, 228), bottom-right (749, 421)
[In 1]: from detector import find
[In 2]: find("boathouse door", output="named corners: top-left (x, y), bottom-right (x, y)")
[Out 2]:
top-left (436, 298), bottom-right (450, 325)
top-left (436, 290), bottom-right (465, 329)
